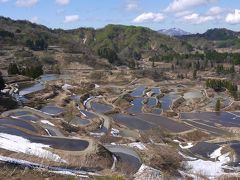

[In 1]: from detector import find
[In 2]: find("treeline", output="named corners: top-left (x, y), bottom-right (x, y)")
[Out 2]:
top-left (26, 38), bottom-right (48, 51)
top-left (97, 47), bottom-right (119, 64)
top-left (151, 50), bottom-right (240, 66)
top-left (8, 63), bottom-right (43, 79)
top-left (205, 50), bottom-right (240, 64)
top-left (0, 30), bottom-right (14, 38)
top-left (206, 79), bottom-right (238, 99)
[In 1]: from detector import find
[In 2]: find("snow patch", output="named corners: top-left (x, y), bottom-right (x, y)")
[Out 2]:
top-left (187, 151), bottom-right (231, 178)
top-left (95, 84), bottom-right (100, 88)
top-left (187, 159), bottom-right (226, 177)
top-left (129, 142), bottom-right (146, 151)
top-left (80, 111), bottom-right (87, 117)
top-left (210, 147), bottom-right (223, 159)
top-left (41, 120), bottom-right (55, 126)
top-left (111, 128), bottom-right (120, 137)
top-left (179, 142), bottom-right (193, 149)
top-left (0, 133), bottom-right (65, 163)
top-left (134, 164), bottom-right (161, 180)
top-left (83, 97), bottom-right (93, 107)
top-left (62, 84), bottom-right (73, 92)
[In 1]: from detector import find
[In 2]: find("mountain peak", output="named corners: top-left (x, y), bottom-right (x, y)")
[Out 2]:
top-left (158, 28), bottom-right (191, 37)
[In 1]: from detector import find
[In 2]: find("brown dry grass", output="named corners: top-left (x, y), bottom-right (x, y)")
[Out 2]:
top-left (140, 145), bottom-right (182, 175)
top-left (0, 162), bottom-right (77, 180)
top-left (178, 130), bottom-right (210, 141)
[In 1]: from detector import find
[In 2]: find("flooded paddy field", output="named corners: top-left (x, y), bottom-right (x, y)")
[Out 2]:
top-left (0, 118), bottom-right (37, 133)
top-left (189, 142), bottom-right (220, 158)
top-left (91, 102), bottom-right (113, 113)
top-left (130, 85), bottom-right (145, 97)
top-left (111, 113), bottom-right (191, 133)
top-left (40, 105), bottom-right (65, 116)
top-left (128, 97), bottom-right (144, 114)
top-left (180, 112), bottom-right (240, 128)
top-left (2, 73), bottom-right (240, 178)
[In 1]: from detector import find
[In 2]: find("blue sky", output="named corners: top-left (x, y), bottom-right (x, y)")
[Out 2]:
top-left (0, 0), bottom-right (240, 33)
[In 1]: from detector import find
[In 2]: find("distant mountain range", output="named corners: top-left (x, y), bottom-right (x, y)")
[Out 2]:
top-left (158, 28), bottom-right (191, 37)
top-left (183, 28), bottom-right (240, 40)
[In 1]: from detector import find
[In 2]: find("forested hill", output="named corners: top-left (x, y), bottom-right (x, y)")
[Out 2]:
top-left (181, 28), bottom-right (240, 49)
top-left (0, 16), bottom-right (193, 65)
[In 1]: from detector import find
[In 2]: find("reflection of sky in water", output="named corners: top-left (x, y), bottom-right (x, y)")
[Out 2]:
top-left (160, 94), bottom-right (180, 110)
top-left (128, 97), bottom-right (144, 114)
top-left (40, 105), bottom-right (64, 115)
top-left (130, 86), bottom-right (145, 97)
top-left (39, 74), bottom-right (59, 81)
top-left (151, 87), bottom-right (161, 95)
top-left (91, 102), bottom-right (113, 113)
top-left (19, 83), bottom-right (45, 96)
top-left (147, 97), bottom-right (157, 107)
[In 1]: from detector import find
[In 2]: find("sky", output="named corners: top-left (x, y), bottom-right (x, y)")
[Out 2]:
top-left (0, 0), bottom-right (240, 33)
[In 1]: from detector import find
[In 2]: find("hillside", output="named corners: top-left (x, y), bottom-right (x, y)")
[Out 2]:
top-left (181, 28), bottom-right (240, 49)
top-left (0, 16), bottom-right (193, 66)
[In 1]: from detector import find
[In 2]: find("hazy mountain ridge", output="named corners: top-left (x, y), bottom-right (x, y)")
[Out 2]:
top-left (158, 28), bottom-right (191, 37)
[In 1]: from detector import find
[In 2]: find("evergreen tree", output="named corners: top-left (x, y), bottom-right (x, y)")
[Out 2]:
top-left (8, 63), bottom-right (19, 75)
top-left (215, 99), bottom-right (221, 111)
top-left (193, 70), bottom-right (197, 80)
top-left (0, 72), bottom-right (5, 90)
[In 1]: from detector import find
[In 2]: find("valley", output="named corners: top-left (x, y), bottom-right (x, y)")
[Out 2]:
top-left (0, 16), bottom-right (240, 179)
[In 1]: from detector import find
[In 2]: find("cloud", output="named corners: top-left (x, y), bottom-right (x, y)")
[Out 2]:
top-left (64, 15), bottom-right (79, 23)
top-left (225, 9), bottom-right (240, 24)
top-left (56, 0), bottom-right (70, 5)
top-left (165, 0), bottom-right (216, 12)
top-left (175, 10), bottom-right (192, 17)
top-left (16, 0), bottom-right (38, 7)
top-left (30, 16), bottom-right (38, 23)
top-left (208, 6), bottom-right (223, 15)
top-left (126, 0), bottom-right (139, 11)
top-left (133, 12), bottom-right (165, 23)
top-left (182, 13), bottom-right (215, 24)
